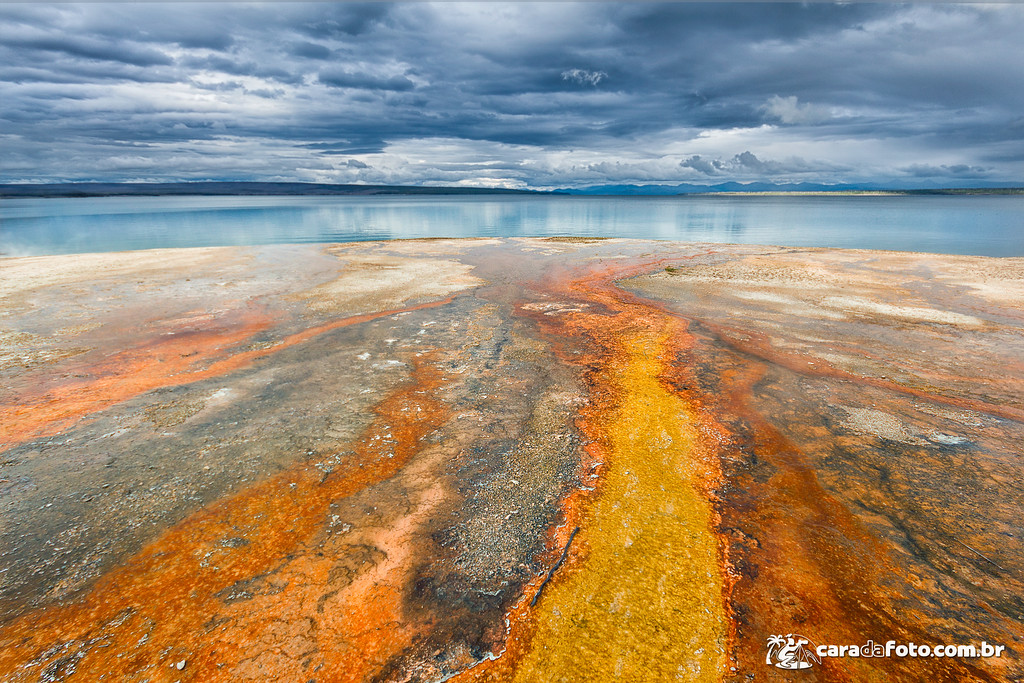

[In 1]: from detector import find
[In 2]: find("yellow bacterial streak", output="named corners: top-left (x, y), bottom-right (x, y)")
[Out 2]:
top-left (511, 325), bottom-right (728, 682)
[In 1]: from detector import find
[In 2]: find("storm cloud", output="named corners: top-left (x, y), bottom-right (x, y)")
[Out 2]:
top-left (1, 2), bottom-right (1022, 188)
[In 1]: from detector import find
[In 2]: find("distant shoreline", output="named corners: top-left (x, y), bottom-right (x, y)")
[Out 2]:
top-left (1, 182), bottom-right (1022, 199)
top-left (0, 182), bottom-right (547, 199)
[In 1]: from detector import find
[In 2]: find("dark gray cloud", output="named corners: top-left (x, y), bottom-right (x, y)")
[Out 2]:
top-left (903, 163), bottom-right (991, 179)
top-left (680, 151), bottom-right (846, 178)
top-left (290, 41), bottom-right (333, 60)
top-left (680, 155), bottom-right (724, 176)
top-left (0, 2), bottom-right (1022, 187)
top-left (4, 34), bottom-right (172, 66)
top-left (180, 54), bottom-right (302, 84)
top-left (318, 67), bottom-right (415, 91)
top-left (295, 3), bottom-right (393, 39)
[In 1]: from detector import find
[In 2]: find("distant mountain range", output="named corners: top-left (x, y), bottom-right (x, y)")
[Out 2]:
top-left (555, 181), bottom-right (1024, 195)
top-left (0, 181), bottom-right (1021, 198)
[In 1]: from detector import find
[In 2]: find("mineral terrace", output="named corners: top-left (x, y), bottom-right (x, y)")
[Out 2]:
top-left (1, 238), bottom-right (1022, 682)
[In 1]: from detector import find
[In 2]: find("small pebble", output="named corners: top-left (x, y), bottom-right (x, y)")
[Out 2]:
top-left (176, 659), bottom-right (186, 670)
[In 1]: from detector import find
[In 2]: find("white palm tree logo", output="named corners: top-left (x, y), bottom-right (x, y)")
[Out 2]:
top-left (766, 633), bottom-right (821, 670)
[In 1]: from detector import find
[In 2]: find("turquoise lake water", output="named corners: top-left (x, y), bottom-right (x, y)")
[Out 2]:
top-left (1, 194), bottom-right (1022, 257)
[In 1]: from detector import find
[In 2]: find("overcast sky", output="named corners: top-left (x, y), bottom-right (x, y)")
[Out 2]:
top-left (1, 2), bottom-right (1022, 188)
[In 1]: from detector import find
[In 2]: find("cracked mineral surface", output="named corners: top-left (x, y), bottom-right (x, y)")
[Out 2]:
top-left (1, 239), bottom-right (1022, 682)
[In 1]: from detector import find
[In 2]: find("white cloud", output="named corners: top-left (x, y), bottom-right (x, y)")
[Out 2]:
top-left (561, 69), bottom-right (607, 87)
top-left (762, 95), bottom-right (833, 125)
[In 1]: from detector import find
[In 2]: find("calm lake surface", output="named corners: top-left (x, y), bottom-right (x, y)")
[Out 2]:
top-left (1, 194), bottom-right (1022, 257)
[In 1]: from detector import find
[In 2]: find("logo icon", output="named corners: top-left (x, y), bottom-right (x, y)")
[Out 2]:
top-left (766, 634), bottom-right (821, 670)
